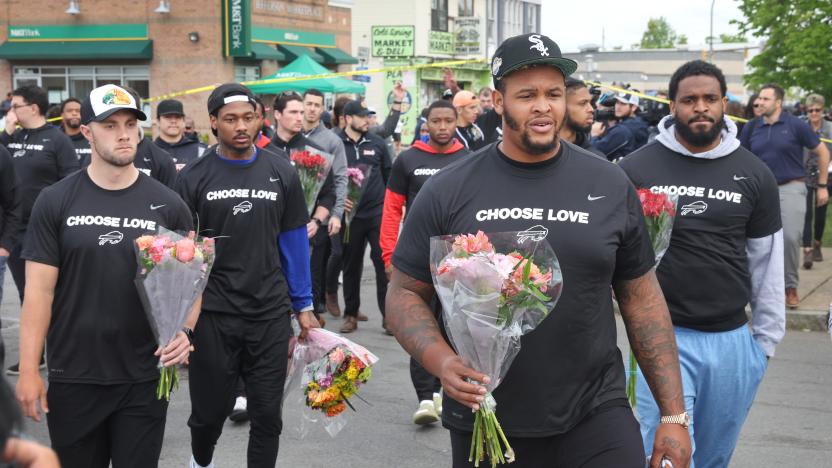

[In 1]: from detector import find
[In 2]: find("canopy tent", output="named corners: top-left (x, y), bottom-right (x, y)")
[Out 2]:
top-left (246, 55), bottom-right (364, 95)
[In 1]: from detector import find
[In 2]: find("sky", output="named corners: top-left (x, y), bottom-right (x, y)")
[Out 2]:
top-left (541, 0), bottom-right (749, 53)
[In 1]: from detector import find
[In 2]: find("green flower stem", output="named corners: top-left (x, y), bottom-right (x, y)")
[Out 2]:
top-left (157, 366), bottom-right (179, 401)
top-left (468, 395), bottom-right (514, 467)
top-left (627, 351), bottom-right (638, 409)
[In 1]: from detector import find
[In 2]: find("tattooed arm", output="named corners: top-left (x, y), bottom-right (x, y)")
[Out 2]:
top-left (614, 269), bottom-right (691, 468)
top-left (386, 267), bottom-right (490, 410)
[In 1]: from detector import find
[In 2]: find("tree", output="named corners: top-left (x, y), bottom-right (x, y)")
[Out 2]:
top-left (719, 32), bottom-right (747, 43)
top-left (734, 0), bottom-right (832, 98)
top-left (640, 17), bottom-right (679, 49)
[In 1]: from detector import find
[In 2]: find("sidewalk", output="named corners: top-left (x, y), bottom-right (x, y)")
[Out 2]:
top-left (788, 247), bottom-right (832, 331)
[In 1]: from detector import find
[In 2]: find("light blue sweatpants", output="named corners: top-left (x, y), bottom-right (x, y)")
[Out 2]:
top-left (634, 325), bottom-right (768, 468)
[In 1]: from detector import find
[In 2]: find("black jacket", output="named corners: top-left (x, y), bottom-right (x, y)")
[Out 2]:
top-left (269, 132), bottom-right (336, 214)
top-left (153, 134), bottom-right (206, 168)
top-left (334, 128), bottom-right (392, 220)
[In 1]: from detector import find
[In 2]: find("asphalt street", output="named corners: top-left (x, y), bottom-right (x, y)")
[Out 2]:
top-left (1, 265), bottom-right (830, 468)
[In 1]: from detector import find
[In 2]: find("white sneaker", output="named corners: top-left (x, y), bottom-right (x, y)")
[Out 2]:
top-left (433, 392), bottom-right (443, 417)
top-left (413, 400), bottom-right (439, 425)
top-left (228, 396), bottom-right (249, 423)
top-left (190, 455), bottom-right (214, 468)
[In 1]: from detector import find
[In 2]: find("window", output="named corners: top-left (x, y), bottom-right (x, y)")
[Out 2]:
top-left (431, 0), bottom-right (449, 32)
top-left (234, 65), bottom-right (261, 83)
top-left (13, 65), bottom-right (150, 105)
top-left (458, 0), bottom-right (474, 17)
top-left (524, 3), bottom-right (540, 34)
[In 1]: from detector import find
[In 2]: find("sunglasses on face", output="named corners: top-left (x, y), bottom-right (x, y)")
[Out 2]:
top-left (808, 108), bottom-right (823, 113)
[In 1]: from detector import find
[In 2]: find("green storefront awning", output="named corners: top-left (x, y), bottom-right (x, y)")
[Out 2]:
top-left (315, 47), bottom-right (358, 65)
top-left (251, 42), bottom-right (286, 61)
top-left (277, 44), bottom-right (324, 63)
top-left (0, 40), bottom-right (153, 60)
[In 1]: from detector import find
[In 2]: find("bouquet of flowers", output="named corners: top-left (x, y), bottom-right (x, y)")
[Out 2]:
top-left (626, 189), bottom-right (678, 409)
top-left (290, 147), bottom-right (334, 215)
top-left (343, 164), bottom-right (372, 243)
top-left (430, 231), bottom-right (563, 467)
top-left (134, 228), bottom-right (215, 400)
top-left (284, 327), bottom-right (378, 437)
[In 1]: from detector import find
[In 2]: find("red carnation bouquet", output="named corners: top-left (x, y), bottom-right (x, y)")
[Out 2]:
top-left (290, 147), bottom-right (334, 215)
top-left (627, 189), bottom-right (678, 409)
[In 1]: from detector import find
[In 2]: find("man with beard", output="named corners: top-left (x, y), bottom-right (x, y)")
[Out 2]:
top-left (177, 84), bottom-right (318, 468)
top-left (560, 79), bottom-right (604, 157)
top-left (619, 60), bottom-right (784, 468)
top-left (15, 84), bottom-right (195, 467)
top-left (336, 100), bottom-right (392, 334)
top-left (740, 83), bottom-right (829, 308)
top-left (153, 99), bottom-right (207, 171)
top-left (387, 33), bottom-right (690, 468)
top-left (2, 85), bottom-right (78, 375)
top-left (60, 98), bottom-right (90, 163)
top-left (380, 99), bottom-right (469, 425)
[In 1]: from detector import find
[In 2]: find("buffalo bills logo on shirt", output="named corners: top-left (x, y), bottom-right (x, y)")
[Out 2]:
top-left (233, 200), bottom-right (253, 215)
top-left (12, 150), bottom-right (25, 158)
top-left (98, 231), bottom-right (124, 246)
top-left (681, 200), bottom-right (708, 216)
top-left (517, 225), bottom-right (549, 243)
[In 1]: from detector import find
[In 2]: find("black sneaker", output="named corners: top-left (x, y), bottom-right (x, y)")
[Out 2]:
top-left (6, 356), bottom-right (47, 375)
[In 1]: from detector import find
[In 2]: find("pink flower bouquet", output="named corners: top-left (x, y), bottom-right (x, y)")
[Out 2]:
top-left (134, 228), bottom-right (215, 400)
top-left (430, 231), bottom-right (563, 467)
top-left (343, 164), bottom-right (372, 243)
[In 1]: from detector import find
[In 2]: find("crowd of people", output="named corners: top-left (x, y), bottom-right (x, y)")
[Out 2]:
top-left (0, 30), bottom-right (828, 468)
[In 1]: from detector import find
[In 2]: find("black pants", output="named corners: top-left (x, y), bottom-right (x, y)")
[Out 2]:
top-left (410, 358), bottom-right (441, 402)
top-left (310, 227), bottom-right (330, 315)
top-left (46, 381), bottom-right (167, 468)
top-left (803, 185), bottom-right (829, 246)
top-left (188, 312), bottom-right (290, 468)
top-left (7, 242), bottom-right (25, 303)
top-left (325, 227), bottom-right (344, 296)
top-left (342, 216), bottom-right (387, 318)
top-left (449, 402), bottom-right (644, 468)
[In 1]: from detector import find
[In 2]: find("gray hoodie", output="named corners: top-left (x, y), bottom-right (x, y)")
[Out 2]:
top-left (304, 123), bottom-right (347, 220)
top-left (656, 114), bottom-right (785, 356)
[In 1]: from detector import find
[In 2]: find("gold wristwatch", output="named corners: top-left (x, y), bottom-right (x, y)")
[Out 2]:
top-left (660, 411), bottom-right (690, 429)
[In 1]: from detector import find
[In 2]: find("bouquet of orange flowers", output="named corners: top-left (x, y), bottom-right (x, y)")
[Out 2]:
top-left (285, 327), bottom-right (378, 437)
top-left (134, 228), bottom-right (215, 400)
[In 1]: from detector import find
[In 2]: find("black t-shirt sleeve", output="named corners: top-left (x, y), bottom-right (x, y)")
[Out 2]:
top-left (746, 165), bottom-right (783, 238)
top-left (387, 153), bottom-right (409, 195)
top-left (153, 146), bottom-right (178, 189)
top-left (54, 135), bottom-right (81, 179)
top-left (0, 146), bottom-right (21, 250)
top-left (613, 182), bottom-right (656, 282)
top-left (280, 164), bottom-right (311, 232)
top-left (21, 188), bottom-right (60, 267)
top-left (315, 170), bottom-right (336, 212)
top-left (391, 179), bottom-right (443, 284)
top-left (174, 169), bottom-right (200, 231)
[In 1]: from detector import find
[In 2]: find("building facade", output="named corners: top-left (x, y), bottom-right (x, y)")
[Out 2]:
top-left (352, 0), bottom-right (492, 144)
top-left (0, 0), bottom-right (355, 136)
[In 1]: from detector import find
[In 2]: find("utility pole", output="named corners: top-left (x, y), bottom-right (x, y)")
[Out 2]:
top-left (709, 0), bottom-right (716, 62)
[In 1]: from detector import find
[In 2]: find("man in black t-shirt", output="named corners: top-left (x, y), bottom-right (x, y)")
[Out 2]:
top-left (153, 99), bottom-right (207, 171)
top-left (453, 91), bottom-right (486, 151)
top-left (176, 84), bottom-right (318, 468)
top-left (59, 98), bottom-right (91, 163)
top-left (380, 99), bottom-right (469, 426)
top-left (335, 100), bottom-right (392, 334)
top-left (619, 61), bottom-right (784, 468)
top-left (15, 84), bottom-right (195, 468)
top-left (387, 33), bottom-right (691, 468)
top-left (560, 79), bottom-right (605, 158)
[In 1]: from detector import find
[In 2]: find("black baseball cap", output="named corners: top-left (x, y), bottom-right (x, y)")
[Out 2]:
top-left (343, 100), bottom-right (371, 117)
top-left (80, 84), bottom-right (147, 125)
top-left (157, 99), bottom-right (184, 118)
top-left (207, 83), bottom-right (257, 116)
top-left (491, 33), bottom-right (577, 86)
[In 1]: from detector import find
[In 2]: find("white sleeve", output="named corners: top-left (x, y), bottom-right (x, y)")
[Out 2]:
top-left (746, 229), bottom-right (785, 357)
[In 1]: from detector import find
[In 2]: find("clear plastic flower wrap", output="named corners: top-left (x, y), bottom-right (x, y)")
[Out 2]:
top-left (343, 163), bottom-right (373, 243)
top-left (289, 146), bottom-right (334, 215)
top-left (134, 227), bottom-right (215, 400)
top-left (430, 231), bottom-right (563, 467)
top-left (283, 325), bottom-right (379, 438)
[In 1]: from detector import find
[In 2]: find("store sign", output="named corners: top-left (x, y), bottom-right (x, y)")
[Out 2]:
top-left (428, 31), bottom-right (454, 55)
top-left (455, 17), bottom-right (482, 56)
top-left (8, 24), bottom-right (148, 41)
top-left (371, 26), bottom-right (415, 57)
top-left (222, 0), bottom-right (251, 57)
top-left (252, 27), bottom-right (335, 47)
top-left (254, 0), bottom-right (323, 19)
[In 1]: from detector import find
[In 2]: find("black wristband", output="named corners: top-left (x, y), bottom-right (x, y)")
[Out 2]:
top-left (182, 327), bottom-right (195, 344)
top-left (312, 217), bottom-right (323, 226)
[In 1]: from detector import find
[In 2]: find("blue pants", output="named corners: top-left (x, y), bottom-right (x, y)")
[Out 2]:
top-left (634, 325), bottom-right (768, 468)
